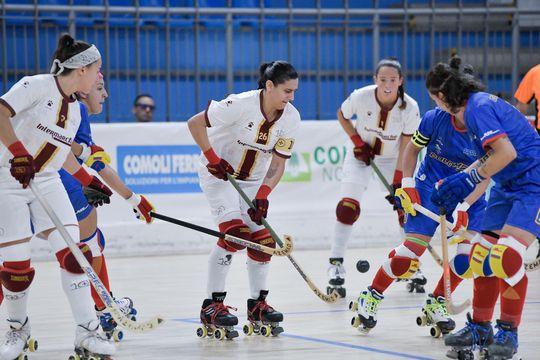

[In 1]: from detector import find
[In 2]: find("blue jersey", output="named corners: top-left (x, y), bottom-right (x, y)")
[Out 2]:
top-left (464, 92), bottom-right (540, 186)
top-left (75, 102), bottom-right (94, 146)
top-left (413, 108), bottom-right (481, 189)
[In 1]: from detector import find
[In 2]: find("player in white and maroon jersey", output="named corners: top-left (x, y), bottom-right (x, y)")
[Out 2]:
top-left (188, 61), bottom-right (300, 338)
top-left (0, 34), bottom-right (115, 359)
top-left (327, 58), bottom-right (421, 297)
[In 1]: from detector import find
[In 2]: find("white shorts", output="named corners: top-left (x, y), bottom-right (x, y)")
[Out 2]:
top-left (198, 166), bottom-right (265, 232)
top-left (340, 150), bottom-right (398, 200)
top-left (0, 168), bottom-right (78, 243)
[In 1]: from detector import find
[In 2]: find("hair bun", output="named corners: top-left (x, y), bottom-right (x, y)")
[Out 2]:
top-left (449, 56), bottom-right (462, 70)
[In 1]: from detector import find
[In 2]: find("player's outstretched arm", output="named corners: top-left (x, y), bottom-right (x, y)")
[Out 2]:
top-left (62, 152), bottom-right (112, 205)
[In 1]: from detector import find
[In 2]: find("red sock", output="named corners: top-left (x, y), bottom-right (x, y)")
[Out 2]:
top-left (473, 276), bottom-right (499, 323)
top-left (371, 267), bottom-right (394, 294)
top-left (432, 271), bottom-right (463, 298)
top-left (91, 255), bottom-right (111, 309)
top-left (500, 275), bottom-right (528, 327)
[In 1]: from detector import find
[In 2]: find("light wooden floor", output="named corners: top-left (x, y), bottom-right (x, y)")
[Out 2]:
top-left (6, 245), bottom-right (539, 360)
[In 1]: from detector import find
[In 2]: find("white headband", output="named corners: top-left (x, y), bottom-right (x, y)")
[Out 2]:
top-left (50, 44), bottom-right (101, 76)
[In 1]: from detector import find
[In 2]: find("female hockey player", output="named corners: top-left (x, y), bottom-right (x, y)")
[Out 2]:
top-left (187, 60), bottom-right (300, 339)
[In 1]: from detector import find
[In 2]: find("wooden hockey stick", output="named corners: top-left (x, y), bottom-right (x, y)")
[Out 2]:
top-left (370, 162), bottom-right (442, 265)
top-left (414, 203), bottom-right (540, 272)
top-left (29, 182), bottom-right (164, 333)
top-left (150, 212), bottom-right (293, 256)
top-left (226, 174), bottom-right (339, 303)
top-left (439, 207), bottom-right (471, 315)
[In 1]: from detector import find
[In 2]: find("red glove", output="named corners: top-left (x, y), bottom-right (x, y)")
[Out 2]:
top-left (385, 170), bottom-right (403, 206)
top-left (72, 167), bottom-right (113, 199)
top-left (248, 185), bottom-right (271, 225)
top-left (204, 148), bottom-right (234, 181)
top-left (127, 193), bottom-right (155, 223)
top-left (451, 201), bottom-right (469, 232)
top-left (8, 141), bottom-right (36, 189)
top-left (350, 134), bottom-right (374, 166)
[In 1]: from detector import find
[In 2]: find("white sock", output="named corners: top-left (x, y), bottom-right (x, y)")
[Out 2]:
top-left (206, 246), bottom-right (234, 298)
top-left (330, 222), bottom-right (353, 259)
top-left (247, 257), bottom-right (270, 299)
top-left (2, 286), bottom-right (29, 324)
top-left (60, 269), bottom-right (97, 326)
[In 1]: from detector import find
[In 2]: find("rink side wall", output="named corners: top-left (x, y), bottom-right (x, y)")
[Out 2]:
top-left (31, 121), bottom-right (412, 260)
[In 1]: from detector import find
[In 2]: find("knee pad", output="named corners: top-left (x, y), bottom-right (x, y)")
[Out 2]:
top-left (470, 233), bottom-right (499, 277)
top-left (0, 262), bottom-right (35, 292)
top-left (217, 220), bottom-right (250, 252)
top-left (383, 253), bottom-right (420, 279)
top-left (247, 229), bottom-right (275, 263)
top-left (336, 198), bottom-right (360, 225)
top-left (97, 228), bottom-right (105, 251)
top-left (56, 243), bottom-right (93, 274)
top-left (450, 241), bottom-right (473, 279)
top-left (81, 229), bottom-right (102, 257)
top-left (489, 235), bottom-right (526, 286)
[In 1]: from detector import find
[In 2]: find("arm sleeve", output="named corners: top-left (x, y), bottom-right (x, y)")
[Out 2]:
top-left (468, 101), bottom-right (507, 149)
top-left (340, 90), bottom-right (357, 119)
top-left (412, 110), bottom-right (435, 148)
top-left (0, 76), bottom-right (43, 117)
top-left (273, 116), bottom-right (300, 159)
top-left (514, 68), bottom-right (536, 104)
top-left (205, 96), bottom-right (244, 128)
top-left (403, 101), bottom-right (421, 135)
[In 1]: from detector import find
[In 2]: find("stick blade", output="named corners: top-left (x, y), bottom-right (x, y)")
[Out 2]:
top-left (447, 299), bottom-right (471, 315)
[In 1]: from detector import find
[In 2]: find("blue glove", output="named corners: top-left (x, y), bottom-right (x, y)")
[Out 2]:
top-left (431, 169), bottom-right (484, 210)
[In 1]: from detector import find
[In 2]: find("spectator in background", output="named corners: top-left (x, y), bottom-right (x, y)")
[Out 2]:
top-left (514, 63), bottom-right (540, 133)
top-left (133, 94), bottom-right (155, 122)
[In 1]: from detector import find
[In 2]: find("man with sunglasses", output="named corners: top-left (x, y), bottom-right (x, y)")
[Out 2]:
top-left (133, 94), bottom-right (155, 122)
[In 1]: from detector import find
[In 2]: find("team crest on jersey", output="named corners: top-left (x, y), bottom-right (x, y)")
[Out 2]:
top-left (367, 111), bottom-right (372, 116)
top-left (434, 137), bottom-right (444, 154)
top-left (488, 94), bottom-right (498, 102)
top-left (47, 100), bottom-right (53, 108)
top-left (245, 121), bottom-right (254, 130)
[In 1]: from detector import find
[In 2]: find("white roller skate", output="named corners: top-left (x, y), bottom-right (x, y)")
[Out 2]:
top-left (0, 318), bottom-right (38, 360)
top-left (416, 294), bottom-right (456, 338)
top-left (96, 295), bottom-right (137, 342)
top-left (327, 257), bottom-right (346, 298)
top-left (349, 286), bottom-right (384, 334)
top-left (69, 319), bottom-right (115, 360)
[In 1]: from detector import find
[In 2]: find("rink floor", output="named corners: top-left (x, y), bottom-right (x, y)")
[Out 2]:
top-left (7, 245), bottom-right (539, 360)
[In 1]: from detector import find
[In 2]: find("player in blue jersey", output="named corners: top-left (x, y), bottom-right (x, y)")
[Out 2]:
top-left (59, 73), bottom-right (156, 341)
top-left (427, 57), bottom-right (540, 359)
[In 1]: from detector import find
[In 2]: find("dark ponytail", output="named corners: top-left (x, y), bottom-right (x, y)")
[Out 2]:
top-left (375, 57), bottom-right (407, 110)
top-left (257, 60), bottom-right (298, 90)
top-left (51, 33), bottom-right (92, 75)
top-left (426, 55), bottom-right (485, 114)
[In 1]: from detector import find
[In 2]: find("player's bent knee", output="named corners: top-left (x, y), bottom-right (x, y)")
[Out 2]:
top-left (451, 253), bottom-right (473, 279)
top-left (56, 243), bottom-right (93, 274)
top-left (470, 242), bottom-right (493, 277)
top-left (383, 253), bottom-right (420, 279)
top-left (247, 229), bottom-right (275, 262)
top-left (217, 220), bottom-right (251, 252)
top-left (0, 266), bottom-right (35, 292)
top-left (489, 243), bottom-right (524, 281)
top-left (336, 197), bottom-right (360, 225)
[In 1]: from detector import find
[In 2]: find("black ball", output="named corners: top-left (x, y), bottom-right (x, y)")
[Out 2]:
top-left (356, 260), bottom-right (370, 273)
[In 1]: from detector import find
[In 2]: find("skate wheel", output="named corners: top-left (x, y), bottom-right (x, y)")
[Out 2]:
top-left (28, 338), bottom-right (38, 352)
top-left (243, 323), bottom-right (254, 336)
top-left (348, 301), bottom-right (358, 312)
top-left (112, 329), bottom-right (124, 342)
top-left (430, 326), bottom-right (441, 338)
top-left (260, 325), bottom-right (271, 337)
top-left (226, 330), bottom-right (239, 340)
top-left (416, 316), bottom-right (427, 327)
top-left (338, 287), bottom-right (346, 298)
top-left (68, 355), bottom-right (80, 360)
top-left (214, 328), bottom-right (226, 340)
top-left (351, 316), bottom-right (360, 328)
top-left (17, 354), bottom-right (28, 360)
top-left (196, 326), bottom-right (207, 338)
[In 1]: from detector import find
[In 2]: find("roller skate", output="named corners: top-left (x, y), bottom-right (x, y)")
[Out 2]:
top-left (243, 290), bottom-right (284, 337)
top-left (416, 294), bottom-right (456, 338)
top-left (96, 295), bottom-right (137, 342)
top-left (69, 319), bottom-right (115, 360)
top-left (445, 313), bottom-right (492, 360)
top-left (327, 257), bottom-right (346, 298)
top-left (0, 318), bottom-right (38, 360)
top-left (349, 286), bottom-right (383, 334)
top-left (197, 292), bottom-right (239, 340)
top-left (405, 269), bottom-right (427, 293)
top-left (486, 320), bottom-right (521, 360)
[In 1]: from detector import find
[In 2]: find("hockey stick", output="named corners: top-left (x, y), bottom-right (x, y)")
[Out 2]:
top-left (29, 182), bottom-right (164, 333)
top-left (369, 162), bottom-right (442, 265)
top-left (414, 203), bottom-right (540, 272)
top-left (150, 212), bottom-right (293, 256)
top-left (226, 174), bottom-right (339, 303)
top-left (439, 207), bottom-right (471, 315)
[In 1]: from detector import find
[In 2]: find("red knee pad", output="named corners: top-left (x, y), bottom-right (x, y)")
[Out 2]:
top-left (56, 243), bottom-right (93, 274)
top-left (217, 220), bottom-right (251, 252)
top-left (336, 197), bottom-right (360, 225)
top-left (247, 229), bottom-right (275, 262)
top-left (383, 254), bottom-right (420, 279)
top-left (0, 261), bottom-right (35, 292)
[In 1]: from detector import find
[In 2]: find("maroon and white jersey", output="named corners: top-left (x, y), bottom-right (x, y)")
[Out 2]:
top-left (341, 84), bottom-right (420, 158)
top-left (204, 89), bottom-right (300, 182)
top-left (0, 74), bottom-right (81, 174)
